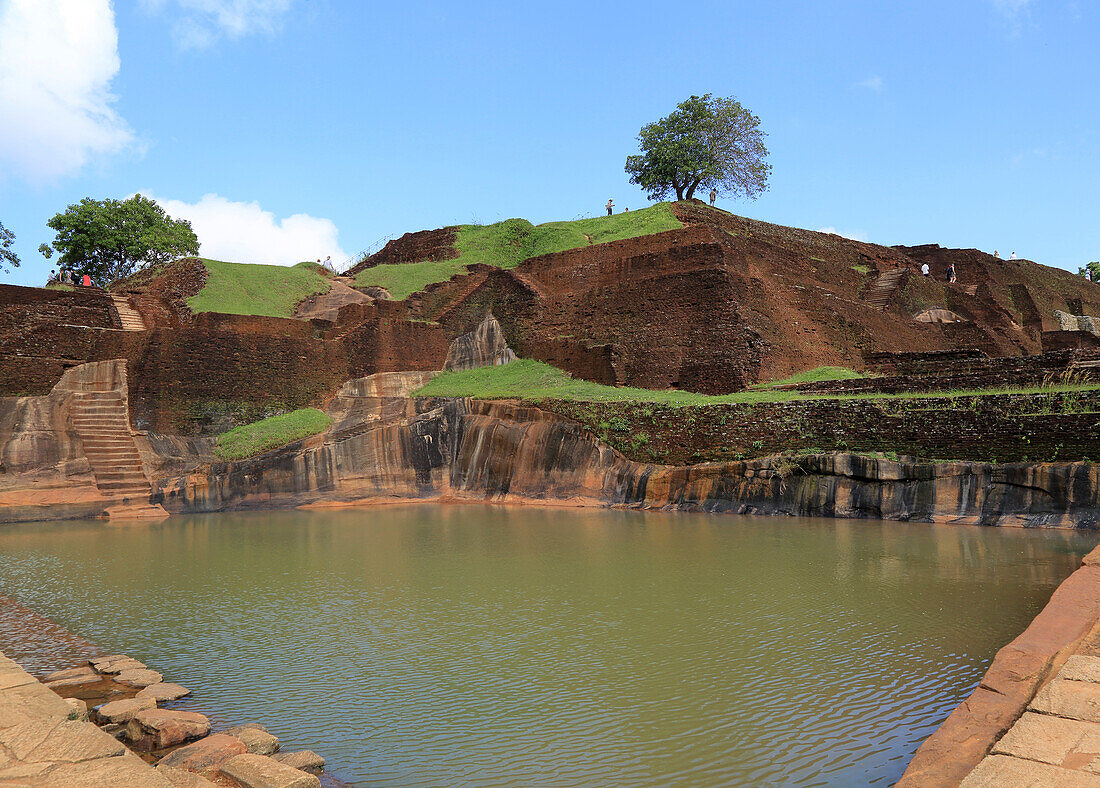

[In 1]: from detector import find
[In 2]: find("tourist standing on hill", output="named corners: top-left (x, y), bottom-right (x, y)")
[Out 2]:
top-left (994, 250), bottom-right (1000, 259)
top-left (81, 274), bottom-right (91, 287)
top-left (324, 255), bottom-right (333, 271)
top-left (709, 188), bottom-right (717, 206)
top-left (1010, 251), bottom-right (1018, 260)
top-left (606, 198), bottom-right (614, 216)
top-left (921, 263), bottom-right (930, 277)
top-left (947, 263), bottom-right (957, 284)
top-left (47, 270), bottom-right (56, 285)
top-left (61, 269), bottom-right (72, 285)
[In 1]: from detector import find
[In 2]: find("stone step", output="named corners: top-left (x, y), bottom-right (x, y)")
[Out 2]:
top-left (99, 481), bottom-right (151, 492)
top-left (95, 470), bottom-right (147, 480)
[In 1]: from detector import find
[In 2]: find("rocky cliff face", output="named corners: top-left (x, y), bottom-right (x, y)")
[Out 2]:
top-left (150, 377), bottom-right (1100, 528)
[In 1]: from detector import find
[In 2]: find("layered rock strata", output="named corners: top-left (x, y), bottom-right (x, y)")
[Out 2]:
top-left (153, 378), bottom-right (1100, 528)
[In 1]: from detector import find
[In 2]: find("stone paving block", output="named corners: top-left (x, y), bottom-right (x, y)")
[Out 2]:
top-left (0, 760), bottom-right (52, 780)
top-left (0, 718), bottom-right (125, 763)
top-left (157, 764), bottom-right (220, 787)
top-left (127, 709), bottom-right (209, 749)
top-left (219, 753), bottom-right (321, 788)
top-left (1063, 656), bottom-right (1100, 684)
top-left (156, 734), bottom-right (247, 777)
top-left (42, 666), bottom-right (96, 683)
top-left (1031, 678), bottom-right (1100, 722)
top-left (95, 695), bottom-right (156, 724)
top-left (0, 683), bottom-right (70, 729)
top-left (0, 670), bottom-right (36, 692)
top-left (992, 712), bottom-right (1100, 765)
top-left (960, 754), bottom-right (1100, 787)
top-left (272, 750), bottom-right (325, 772)
top-left (114, 669), bottom-right (163, 688)
top-left (136, 683), bottom-right (190, 702)
top-left (96, 658), bottom-right (146, 675)
top-left (224, 724), bottom-right (279, 755)
top-left (62, 699), bottom-right (87, 722)
top-left (42, 752), bottom-right (176, 786)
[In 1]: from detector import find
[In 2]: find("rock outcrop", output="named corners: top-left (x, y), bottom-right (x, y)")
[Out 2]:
top-left (443, 314), bottom-right (516, 371)
top-left (151, 375), bottom-right (1100, 528)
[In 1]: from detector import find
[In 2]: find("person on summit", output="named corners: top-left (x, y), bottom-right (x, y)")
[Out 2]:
top-left (709, 188), bottom-right (717, 206)
top-left (993, 250), bottom-right (1000, 259)
top-left (947, 263), bottom-right (957, 284)
top-left (606, 198), bottom-right (614, 216)
top-left (1010, 251), bottom-right (1018, 260)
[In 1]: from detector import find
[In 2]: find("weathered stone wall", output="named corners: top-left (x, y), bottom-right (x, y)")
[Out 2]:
top-left (150, 386), bottom-right (1100, 529)
top-left (345, 227), bottom-right (459, 276)
top-left (795, 350), bottom-right (1100, 395)
top-left (545, 391), bottom-right (1100, 466)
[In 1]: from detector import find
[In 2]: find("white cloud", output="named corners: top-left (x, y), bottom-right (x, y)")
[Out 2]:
top-left (819, 227), bottom-right (869, 242)
top-left (143, 0), bottom-right (295, 49)
top-left (991, 0), bottom-right (1033, 17)
top-left (859, 75), bottom-right (884, 91)
top-left (990, 0), bottom-right (1033, 34)
top-left (0, 0), bottom-right (134, 183)
top-left (150, 193), bottom-right (348, 266)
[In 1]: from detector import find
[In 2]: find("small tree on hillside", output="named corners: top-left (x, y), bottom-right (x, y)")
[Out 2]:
top-left (42, 194), bottom-right (199, 285)
top-left (0, 220), bottom-right (19, 274)
top-left (625, 94), bottom-right (771, 203)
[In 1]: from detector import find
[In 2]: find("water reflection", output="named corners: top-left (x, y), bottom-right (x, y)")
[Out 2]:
top-left (0, 507), bottom-right (1093, 787)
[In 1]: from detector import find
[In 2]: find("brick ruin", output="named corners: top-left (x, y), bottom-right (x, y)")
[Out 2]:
top-left (3, 203), bottom-right (1099, 434)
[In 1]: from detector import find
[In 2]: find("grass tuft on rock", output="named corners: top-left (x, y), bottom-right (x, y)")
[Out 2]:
top-left (355, 203), bottom-right (681, 299)
top-left (188, 259), bottom-right (333, 317)
top-left (215, 408), bottom-right (332, 460)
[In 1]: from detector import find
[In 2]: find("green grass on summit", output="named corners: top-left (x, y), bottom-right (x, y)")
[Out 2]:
top-left (188, 259), bottom-right (333, 317)
top-left (354, 202), bottom-right (681, 299)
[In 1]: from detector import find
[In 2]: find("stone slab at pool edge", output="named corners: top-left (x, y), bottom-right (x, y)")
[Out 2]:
top-left (899, 541), bottom-right (1100, 786)
top-left (0, 651), bottom-right (175, 786)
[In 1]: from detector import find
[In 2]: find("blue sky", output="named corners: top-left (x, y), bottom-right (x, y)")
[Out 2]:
top-left (1, 0), bottom-right (1098, 287)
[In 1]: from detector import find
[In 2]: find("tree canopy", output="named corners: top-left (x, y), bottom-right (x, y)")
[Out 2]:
top-left (625, 94), bottom-right (771, 203)
top-left (0, 221), bottom-right (19, 274)
top-left (42, 194), bottom-right (199, 285)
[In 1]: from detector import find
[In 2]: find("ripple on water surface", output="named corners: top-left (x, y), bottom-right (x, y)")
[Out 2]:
top-left (0, 507), bottom-right (1093, 787)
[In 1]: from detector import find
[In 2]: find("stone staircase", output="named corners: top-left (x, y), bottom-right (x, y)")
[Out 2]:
top-left (864, 268), bottom-right (908, 311)
top-left (70, 391), bottom-right (154, 503)
top-left (109, 294), bottom-right (146, 331)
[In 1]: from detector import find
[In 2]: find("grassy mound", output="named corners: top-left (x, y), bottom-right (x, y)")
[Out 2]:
top-left (215, 408), bottom-right (333, 460)
top-left (415, 359), bottom-right (1100, 407)
top-left (751, 366), bottom-right (865, 389)
top-left (354, 203), bottom-right (681, 299)
top-left (414, 360), bottom-right (802, 406)
top-left (353, 259), bottom-right (471, 301)
top-left (188, 259), bottom-right (333, 317)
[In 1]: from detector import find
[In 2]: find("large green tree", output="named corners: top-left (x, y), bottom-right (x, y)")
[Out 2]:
top-left (625, 94), bottom-right (771, 203)
top-left (0, 220), bottom-right (19, 274)
top-left (42, 194), bottom-right (199, 285)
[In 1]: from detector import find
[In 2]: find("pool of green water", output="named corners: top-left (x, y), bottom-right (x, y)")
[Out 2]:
top-left (0, 506), bottom-right (1093, 786)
